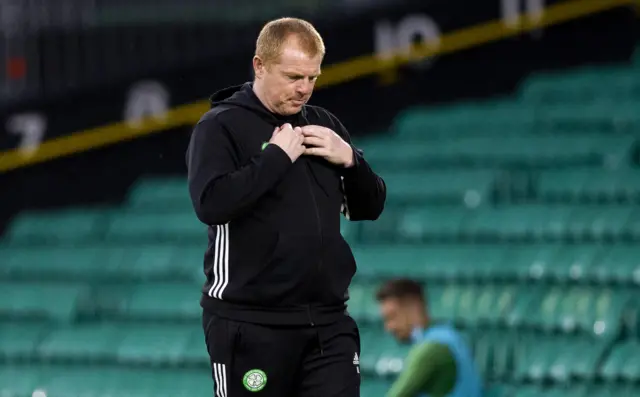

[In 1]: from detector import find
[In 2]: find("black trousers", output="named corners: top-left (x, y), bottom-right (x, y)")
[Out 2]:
top-left (202, 310), bottom-right (361, 397)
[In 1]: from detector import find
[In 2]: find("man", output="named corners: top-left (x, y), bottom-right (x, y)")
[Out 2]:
top-left (186, 17), bottom-right (386, 397)
top-left (375, 279), bottom-right (483, 397)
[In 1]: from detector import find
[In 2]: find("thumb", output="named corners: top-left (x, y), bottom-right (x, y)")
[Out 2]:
top-left (272, 126), bottom-right (280, 138)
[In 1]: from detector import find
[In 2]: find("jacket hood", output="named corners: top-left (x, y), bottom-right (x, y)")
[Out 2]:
top-left (209, 82), bottom-right (306, 127)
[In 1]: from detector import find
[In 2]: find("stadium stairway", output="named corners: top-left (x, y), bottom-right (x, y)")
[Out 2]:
top-left (1, 53), bottom-right (640, 397)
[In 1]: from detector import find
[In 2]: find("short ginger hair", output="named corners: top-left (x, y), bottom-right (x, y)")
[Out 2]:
top-left (255, 17), bottom-right (325, 64)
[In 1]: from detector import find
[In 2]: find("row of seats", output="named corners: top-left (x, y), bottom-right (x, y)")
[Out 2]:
top-left (359, 134), bottom-right (634, 169)
top-left (0, 365), bottom-right (213, 397)
top-left (346, 205), bottom-right (640, 244)
top-left (3, 243), bottom-right (639, 284)
top-left (2, 318), bottom-right (640, 383)
top-left (391, 101), bottom-right (640, 139)
top-left (2, 365), bottom-right (638, 397)
top-left (518, 64), bottom-right (640, 104)
top-left (129, 168), bottom-right (640, 208)
top-left (351, 245), bottom-right (640, 284)
top-left (0, 280), bottom-right (635, 338)
top-left (7, 204), bottom-right (640, 246)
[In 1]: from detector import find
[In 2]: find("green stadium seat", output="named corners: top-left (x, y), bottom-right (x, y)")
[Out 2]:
top-left (538, 169), bottom-right (640, 203)
top-left (590, 246), bottom-right (640, 284)
top-left (567, 206), bottom-right (633, 240)
top-left (127, 177), bottom-right (192, 212)
top-left (514, 334), bottom-right (607, 382)
top-left (0, 282), bottom-right (86, 322)
top-left (37, 324), bottom-right (122, 363)
top-left (600, 339), bottom-right (640, 382)
top-left (0, 323), bottom-right (49, 361)
top-left (0, 365), bottom-right (45, 397)
top-left (380, 170), bottom-right (495, 205)
top-left (118, 283), bottom-right (202, 321)
top-left (586, 383), bottom-right (638, 397)
top-left (105, 212), bottom-right (207, 243)
top-left (359, 328), bottom-right (411, 377)
top-left (527, 286), bottom-right (631, 337)
top-left (116, 324), bottom-right (198, 365)
top-left (391, 100), bottom-right (536, 139)
top-left (398, 207), bottom-right (469, 241)
top-left (5, 209), bottom-right (108, 245)
top-left (347, 282), bottom-right (379, 322)
top-left (473, 331), bottom-right (517, 380)
top-left (462, 205), bottom-right (573, 241)
top-left (497, 245), bottom-right (555, 280)
top-left (0, 245), bottom-right (203, 284)
top-left (352, 245), bottom-right (501, 281)
top-left (546, 244), bottom-right (603, 282)
top-left (3, 366), bottom-right (213, 397)
top-left (511, 384), bottom-right (545, 397)
top-left (520, 66), bottom-right (640, 103)
top-left (538, 100), bottom-right (640, 133)
top-left (361, 135), bottom-right (633, 169)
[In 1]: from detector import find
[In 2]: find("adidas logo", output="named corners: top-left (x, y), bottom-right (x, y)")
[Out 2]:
top-left (353, 352), bottom-right (359, 365)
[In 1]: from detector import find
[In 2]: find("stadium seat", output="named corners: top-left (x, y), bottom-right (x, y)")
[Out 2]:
top-left (537, 100), bottom-right (640, 134)
top-left (127, 177), bottom-right (192, 212)
top-left (537, 168), bottom-right (640, 203)
top-left (360, 134), bottom-right (633, 169)
top-left (0, 365), bottom-right (213, 397)
top-left (526, 286), bottom-right (631, 337)
top-left (37, 324), bottom-right (122, 363)
top-left (0, 323), bottom-right (49, 362)
top-left (379, 169), bottom-right (494, 206)
top-left (391, 100), bottom-right (536, 139)
top-left (590, 246), bottom-right (640, 284)
top-left (359, 327), bottom-right (411, 377)
top-left (0, 245), bottom-right (203, 283)
top-left (115, 282), bottom-right (202, 321)
top-left (599, 339), bottom-right (640, 382)
top-left (105, 212), bottom-right (207, 243)
top-left (4, 209), bottom-right (109, 245)
top-left (0, 282), bottom-right (86, 322)
top-left (520, 66), bottom-right (640, 103)
top-left (35, 324), bottom-right (201, 367)
top-left (346, 282), bottom-right (379, 322)
top-left (0, 365), bottom-right (45, 397)
top-left (513, 334), bottom-right (607, 382)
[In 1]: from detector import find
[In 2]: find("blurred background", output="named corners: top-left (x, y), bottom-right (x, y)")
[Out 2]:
top-left (1, 0), bottom-right (640, 396)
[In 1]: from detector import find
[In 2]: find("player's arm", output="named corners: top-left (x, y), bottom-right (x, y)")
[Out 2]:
top-left (385, 342), bottom-right (456, 397)
top-left (186, 118), bottom-right (293, 225)
top-left (327, 113), bottom-right (386, 221)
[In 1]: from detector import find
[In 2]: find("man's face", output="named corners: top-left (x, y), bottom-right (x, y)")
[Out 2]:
top-left (254, 38), bottom-right (322, 116)
top-left (379, 298), bottom-right (415, 343)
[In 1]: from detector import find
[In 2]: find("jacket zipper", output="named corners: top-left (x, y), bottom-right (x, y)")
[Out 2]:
top-left (304, 163), bottom-right (324, 292)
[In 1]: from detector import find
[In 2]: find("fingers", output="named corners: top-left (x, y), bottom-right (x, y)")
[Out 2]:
top-left (304, 146), bottom-right (330, 157)
top-left (301, 125), bottom-right (328, 138)
top-left (303, 136), bottom-right (325, 147)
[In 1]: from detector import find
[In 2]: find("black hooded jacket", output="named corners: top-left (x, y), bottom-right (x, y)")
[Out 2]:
top-left (186, 82), bottom-right (386, 325)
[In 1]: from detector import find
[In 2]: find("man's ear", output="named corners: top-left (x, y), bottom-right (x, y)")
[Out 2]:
top-left (253, 56), bottom-right (265, 79)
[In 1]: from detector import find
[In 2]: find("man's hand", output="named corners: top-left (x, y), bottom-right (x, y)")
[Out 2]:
top-left (301, 125), bottom-right (354, 168)
top-left (269, 123), bottom-right (305, 162)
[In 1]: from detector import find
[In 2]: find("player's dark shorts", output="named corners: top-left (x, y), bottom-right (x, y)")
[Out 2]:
top-left (202, 310), bottom-right (361, 397)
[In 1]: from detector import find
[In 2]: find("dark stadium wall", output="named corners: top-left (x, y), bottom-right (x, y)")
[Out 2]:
top-left (0, 1), bottom-right (637, 233)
